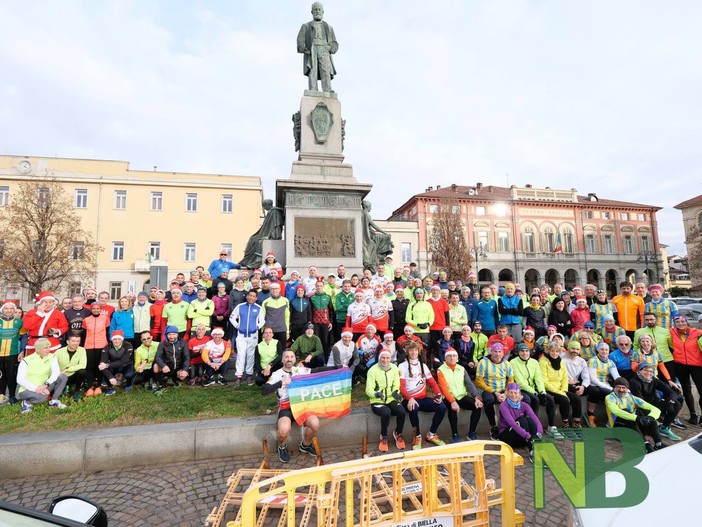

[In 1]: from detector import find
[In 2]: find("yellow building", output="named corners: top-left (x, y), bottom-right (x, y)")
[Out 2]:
top-left (0, 155), bottom-right (262, 304)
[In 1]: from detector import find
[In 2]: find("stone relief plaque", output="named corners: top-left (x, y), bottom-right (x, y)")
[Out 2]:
top-left (286, 192), bottom-right (361, 209)
top-left (294, 217), bottom-right (355, 258)
top-left (310, 102), bottom-right (334, 143)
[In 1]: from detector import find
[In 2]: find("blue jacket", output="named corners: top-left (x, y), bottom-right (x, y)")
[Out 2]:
top-left (460, 296), bottom-right (479, 326)
top-left (208, 259), bottom-right (239, 278)
top-left (498, 294), bottom-right (523, 325)
top-left (109, 309), bottom-right (135, 340)
top-left (475, 299), bottom-right (499, 332)
top-left (232, 302), bottom-right (264, 336)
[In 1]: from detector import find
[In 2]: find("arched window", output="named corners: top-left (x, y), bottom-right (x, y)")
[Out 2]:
top-left (563, 227), bottom-right (574, 253)
top-left (543, 226), bottom-right (555, 253)
top-left (522, 227), bottom-right (535, 253)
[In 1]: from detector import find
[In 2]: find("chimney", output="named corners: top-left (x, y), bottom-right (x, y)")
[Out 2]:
top-left (488, 186), bottom-right (493, 192)
top-left (436, 185), bottom-right (441, 190)
top-left (427, 186), bottom-right (433, 192)
top-left (451, 183), bottom-right (457, 192)
top-left (476, 182), bottom-right (483, 189)
top-left (525, 184), bottom-right (532, 188)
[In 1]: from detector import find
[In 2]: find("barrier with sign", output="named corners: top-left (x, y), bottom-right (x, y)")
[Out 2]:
top-left (206, 439), bottom-right (524, 527)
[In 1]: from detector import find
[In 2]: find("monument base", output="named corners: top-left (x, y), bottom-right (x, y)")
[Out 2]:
top-left (276, 179), bottom-right (371, 278)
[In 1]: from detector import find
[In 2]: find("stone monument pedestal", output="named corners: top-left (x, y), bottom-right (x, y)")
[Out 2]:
top-left (278, 91), bottom-right (371, 277)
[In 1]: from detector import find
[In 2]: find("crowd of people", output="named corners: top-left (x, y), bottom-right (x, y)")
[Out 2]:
top-left (1, 249), bottom-right (701, 463)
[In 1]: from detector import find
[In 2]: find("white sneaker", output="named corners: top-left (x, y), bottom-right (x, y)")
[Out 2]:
top-left (48, 400), bottom-right (67, 410)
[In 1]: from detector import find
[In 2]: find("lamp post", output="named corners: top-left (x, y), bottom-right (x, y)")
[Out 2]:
top-left (637, 250), bottom-right (656, 285)
top-left (470, 243), bottom-right (487, 282)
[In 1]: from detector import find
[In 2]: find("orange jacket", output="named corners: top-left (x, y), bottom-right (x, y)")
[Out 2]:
top-left (670, 327), bottom-right (702, 367)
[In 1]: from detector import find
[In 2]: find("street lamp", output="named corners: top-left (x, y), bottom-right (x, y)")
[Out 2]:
top-left (637, 250), bottom-right (657, 285)
top-left (470, 243), bottom-right (487, 281)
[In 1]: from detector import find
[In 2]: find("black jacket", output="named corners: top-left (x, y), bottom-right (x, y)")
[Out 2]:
top-left (155, 338), bottom-right (190, 371)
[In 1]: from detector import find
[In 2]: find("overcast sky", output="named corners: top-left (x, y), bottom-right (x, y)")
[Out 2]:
top-left (1, 0), bottom-right (699, 254)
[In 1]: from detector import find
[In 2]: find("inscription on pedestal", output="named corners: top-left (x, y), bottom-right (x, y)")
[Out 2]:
top-left (294, 217), bottom-right (356, 258)
top-left (286, 192), bottom-right (361, 209)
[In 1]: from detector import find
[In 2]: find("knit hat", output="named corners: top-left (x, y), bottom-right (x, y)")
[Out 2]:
top-left (507, 382), bottom-right (521, 392)
top-left (517, 343), bottom-right (531, 353)
top-left (648, 284), bottom-right (663, 293)
top-left (602, 315), bottom-right (615, 322)
top-left (165, 325), bottom-right (179, 335)
top-left (442, 326), bottom-right (453, 334)
top-left (638, 362), bottom-right (654, 372)
top-left (489, 342), bottom-right (505, 353)
top-left (461, 324), bottom-right (471, 331)
top-left (378, 350), bottom-right (392, 359)
top-left (34, 338), bottom-right (51, 350)
top-left (111, 330), bottom-right (124, 340)
top-left (306, 322), bottom-right (315, 330)
top-left (404, 325), bottom-right (415, 333)
top-left (296, 284), bottom-right (306, 293)
top-left (583, 321), bottom-right (596, 329)
top-left (613, 377), bottom-right (629, 388)
top-left (567, 340), bottom-right (582, 350)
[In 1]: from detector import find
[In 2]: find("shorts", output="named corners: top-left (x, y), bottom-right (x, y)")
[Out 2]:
top-left (278, 408), bottom-right (294, 421)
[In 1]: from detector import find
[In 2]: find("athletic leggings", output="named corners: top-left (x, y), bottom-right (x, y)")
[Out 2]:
top-left (371, 401), bottom-right (406, 437)
top-left (672, 362), bottom-right (702, 418)
top-left (446, 395), bottom-right (482, 436)
top-left (85, 348), bottom-right (102, 388)
top-left (403, 396), bottom-right (446, 436)
top-left (586, 385), bottom-right (610, 404)
top-left (498, 415), bottom-right (537, 448)
top-left (480, 391), bottom-right (502, 427)
top-left (614, 414), bottom-right (662, 444)
top-left (546, 391), bottom-right (582, 423)
top-left (521, 392), bottom-right (556, 427)
top-left (0, 355), bottom-right (18, 399)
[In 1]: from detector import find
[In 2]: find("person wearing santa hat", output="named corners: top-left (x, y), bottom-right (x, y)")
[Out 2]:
top-left (396, 324), bottom-right (424, 365)
top-left (380, 331), bottom-right (398, 362)
top-left (0, 299), bottom-right (22, 405)
top-left (98, 330), bottom-right (135, 395)
top-left (22, 291), bottom-right (69, 355)
top-left (327, 328), bottom-right (359, 374)
top-left (260, 252), bottom-right (282, 278)
top-left (367, 285), bottom-right (394, 336)
top-left (346, 290), bottom-right (372, 341)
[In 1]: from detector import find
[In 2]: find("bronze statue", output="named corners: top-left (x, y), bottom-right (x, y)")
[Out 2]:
top-left (239, 200), bottom-right (284, 268)
top-left (361, 200), bottom-right (393, 268)
top-left (297, 2), bottom-right (338, 93)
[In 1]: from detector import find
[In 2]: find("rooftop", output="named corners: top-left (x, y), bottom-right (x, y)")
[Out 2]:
top-left (674, 194), bottom-right (702, 210)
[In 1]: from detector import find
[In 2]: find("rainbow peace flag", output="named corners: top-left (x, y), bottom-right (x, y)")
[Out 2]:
top-left (288, 368), bottom-right (352, 425)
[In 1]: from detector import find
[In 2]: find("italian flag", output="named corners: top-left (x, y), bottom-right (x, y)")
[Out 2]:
top-left (553, 232), bottom-right (563, 253)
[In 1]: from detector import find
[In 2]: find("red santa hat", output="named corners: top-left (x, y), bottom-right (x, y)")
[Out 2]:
top-left (265, 252), bottom-right (276, 259)
top-left (384, 331), bottom-right (394, 339)
top-left (34, 291), bottom-right (58, 305)
top-left (523, 326), bottom-right (535, 335)
top-left (1, 299), bottom-right (18, 311)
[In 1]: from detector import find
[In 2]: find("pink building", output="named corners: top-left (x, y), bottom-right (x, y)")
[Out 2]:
top-left (389, 183), bottom-right (662, 296)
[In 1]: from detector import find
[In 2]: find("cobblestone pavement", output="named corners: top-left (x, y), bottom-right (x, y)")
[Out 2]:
top-left (2, 422), bottom-right (700, 527)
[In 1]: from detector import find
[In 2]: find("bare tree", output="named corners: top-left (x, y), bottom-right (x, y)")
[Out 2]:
top-left (428, 200), bottom-right (473, 280)
top-left (0, 178), bottom-right (101, 296)
top-left (686, 224), bottom-right (702, 294)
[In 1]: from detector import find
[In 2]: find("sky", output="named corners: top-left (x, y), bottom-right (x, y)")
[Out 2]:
top-left (1, 0), bottom-right (700, 255)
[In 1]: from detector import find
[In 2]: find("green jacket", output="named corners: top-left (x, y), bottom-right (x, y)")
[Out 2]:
top-left (509, 356), bottom-right (545, 395)
top-left (366, 363), bottom-right (401, 404)
top-left (334, 291), bottom-right (354, 323)
top-left (56, 346), bottom-right (87, 377)
top-left (406, 300), bottom-right (434, 334)
top-left (291, 334), bottom-right (323, 360)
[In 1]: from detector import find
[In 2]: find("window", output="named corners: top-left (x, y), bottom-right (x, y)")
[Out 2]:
top-left (604, 234), bottom-right (614, 254)
top-left (624, 235), bottom-right (634, 254)
top-left (149, 242), bottom-right (161, 261)
top-left (523, 228), bottom-right (535, 253)
top-left (621, 212), bottom-right (629, 221)
top-left (585, 234), bottom-right (597, 254)
top-left (220, 243), bottom-right (232, 256)
top-left (184, 243), bottom-right (196, 262)
top-left (544, 227), bottom-right (555, 253)
top-left (602, 211), bottom-right (611, 220)
top-left (475, 206), bottom-right (486, 216)
top-left (185, 193), bottom-right (198, 212)
top-left (0, 186), bottom-right (10, 206)
top-left (112, 241), bottom-right (124, 261)
top-left (69, 282), bottom-right (82, 296)
top-left (563, 229), bottom-right (574, 253)
top-left (150, 191), bottom-right (162, 211)
top-left (428, 204), bottom-right (439, 214)
top-left (451, 205), bottom-right (461, 214)
top-left (109, 281), bottom-right (122, 301)
top-left (71, 241), bottom-right (85, 260)
top-left (477, 232), bottom-right (489, 251)
top-left (401, 242), bottom-right (412, 263)
top-left (75, 189), bottom-right (87, 209)
top-left (221, 194), bottom-right (233, 213)
top-left (498, 231), bottom-right (509, 252)
top-left (584, 211), bottom-right (593, 220)
top-left (37, 187), bottom-right (50, 208)
top-left (638, 213), bottom-right (646, 221)
top-left (641, 236), bottom-right (650, 252)
top-left (114, 190), bottom-right (127, 210)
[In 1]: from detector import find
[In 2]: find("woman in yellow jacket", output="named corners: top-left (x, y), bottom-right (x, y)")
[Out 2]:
top-left (539, 341), bottom-right (583, 431)
top-left (366, 349), bottom-right (406, 452)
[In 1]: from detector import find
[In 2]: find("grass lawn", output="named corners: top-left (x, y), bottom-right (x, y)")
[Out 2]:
top-left (0, 383), bottom-right (370, 435)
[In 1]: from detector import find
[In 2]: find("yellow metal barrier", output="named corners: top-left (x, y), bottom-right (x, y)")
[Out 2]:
top-left (216, 441), bottom-right (523, 527)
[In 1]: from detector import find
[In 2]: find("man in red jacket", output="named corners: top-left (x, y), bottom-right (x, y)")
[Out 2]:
top-left (427, 285), bottom-right (450, 354)
top-left (22, 291), bottom-right (68, 354)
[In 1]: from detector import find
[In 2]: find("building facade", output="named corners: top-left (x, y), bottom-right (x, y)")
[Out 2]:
top-left (674, 193), bottom-right (702, 294)
top-left (0, 155), bottom-right (262, 305)
top-left (389, 183), bottom-right (662, 296)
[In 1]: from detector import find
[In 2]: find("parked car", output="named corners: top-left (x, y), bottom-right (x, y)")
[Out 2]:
top-left (677, 303), bottom-right (702, 329)
top-left (0, 496), bottom-right (107, 526)
top-left (671, 296), bottom-right (702, 306)
top-left (572, 432), bottom-right (702, 525)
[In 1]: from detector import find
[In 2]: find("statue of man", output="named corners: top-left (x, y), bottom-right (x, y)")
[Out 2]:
top-left (297, 2), bottom-right (338, 93)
